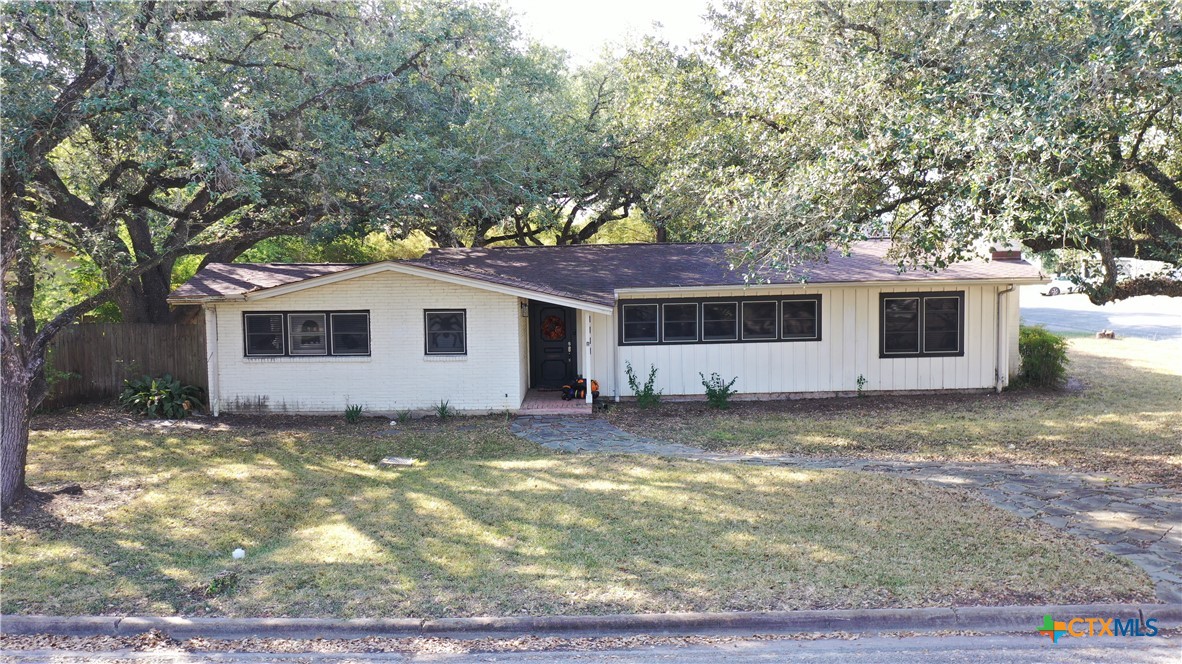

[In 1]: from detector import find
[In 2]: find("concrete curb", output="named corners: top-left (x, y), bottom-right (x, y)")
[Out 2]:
top-left (3, 604), bottom-right (1180, 641)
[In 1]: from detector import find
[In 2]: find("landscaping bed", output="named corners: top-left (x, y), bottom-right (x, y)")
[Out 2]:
top-left (606, 338), bottom-right (1181, 485)
top-left (2, 410), bottom-right (1152, 618)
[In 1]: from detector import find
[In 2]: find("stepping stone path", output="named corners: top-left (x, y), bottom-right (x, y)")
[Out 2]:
top-left (511, 415), bottom-right (1182, 603)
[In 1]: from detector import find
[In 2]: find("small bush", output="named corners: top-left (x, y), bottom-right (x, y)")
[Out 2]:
top-left (856, 374), bottom-right (868, 397)
top-left (625, 361), bottom-right (662, 409)
top-left (1018, 325), bottom-right (1070, 388)
top-left (119, 374), bottom-right (204, 419)
top-left (700, 372), bottom-right (738, 409)
top-left (344, 404), bottom-right (363, 423)
top-left (395, 409), bottom-right (413, 425)
top-left (203, 570), bottom-right (240, 598)
top-left (435, 399), bottom-right (455, 420)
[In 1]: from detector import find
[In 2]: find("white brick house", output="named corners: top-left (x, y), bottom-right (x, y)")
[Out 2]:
top-left (168, 241), bottom-right (1046, 416)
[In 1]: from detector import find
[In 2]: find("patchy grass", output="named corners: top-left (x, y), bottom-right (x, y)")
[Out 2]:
top-left (2, 412), bottom-right (1151, 618)
top-left (607, 338), bottom-right (1182, 484)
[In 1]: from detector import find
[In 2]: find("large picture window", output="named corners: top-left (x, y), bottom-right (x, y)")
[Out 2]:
top-left (618, 296), bottom-right (821, 346)
top-left (425, 310), bottom-right (467, 355)
top-left (243, 311), bottom-right (369, 357)
top-left (880, 292), bottom-right (964, 357)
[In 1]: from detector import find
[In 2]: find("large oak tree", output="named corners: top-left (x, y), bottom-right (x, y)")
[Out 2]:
top-left (635, 0), bottom-right (1182, 300)
top-left (0, 0), bottom-right (531, 510)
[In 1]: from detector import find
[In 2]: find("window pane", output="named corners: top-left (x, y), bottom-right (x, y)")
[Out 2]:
top-left (245, 314), bottom-right (283, 356)
top-left (426, 311), bottom-right (466, 354)
top-left (622, 304), bottom-right (658, 343)
top-left (702, 302), bottom-right (738, 340)
top-left (742, 301), bottom-right (777, 339)
top-left (883, 298), bottom-right (919, 354)
top-left (781, 300), bottom-right (818, 339)
top-left (923, 297), bottom-right (960, 353)
top-left (663, 303), bottom-right (698, 341)
top-left (331, 313), bottom-right (370, 355)
top-left (288, 314), bottom-right (327, 355)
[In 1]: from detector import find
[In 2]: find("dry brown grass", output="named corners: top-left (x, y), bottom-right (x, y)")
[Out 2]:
top-left (1, 411), bottom-right (1151, 618)
top-left (607, 338), bottom-right (1181, 484)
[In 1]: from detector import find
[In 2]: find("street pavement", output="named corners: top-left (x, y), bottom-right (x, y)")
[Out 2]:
top-left (3, 634), bottom-right (1177, 663)
top-left (1018, 285), bottom-right (1182, 340)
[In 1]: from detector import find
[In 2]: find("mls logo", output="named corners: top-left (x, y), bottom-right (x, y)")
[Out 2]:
top-left (1038, 615), bottom-right (1069, 643)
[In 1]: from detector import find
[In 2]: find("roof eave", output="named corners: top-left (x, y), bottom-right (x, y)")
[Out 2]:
top-left (615, 275), bottom-right (1048, 297)
top-left (167, 262), bottom-right (614, 314)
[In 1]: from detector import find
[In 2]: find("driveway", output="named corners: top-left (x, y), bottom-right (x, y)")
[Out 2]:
top-left (1019, 285), bottom-right (1182, 340)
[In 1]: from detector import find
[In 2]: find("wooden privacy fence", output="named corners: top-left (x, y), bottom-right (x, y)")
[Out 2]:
top-left (41, 321), bottom-right (207, 410)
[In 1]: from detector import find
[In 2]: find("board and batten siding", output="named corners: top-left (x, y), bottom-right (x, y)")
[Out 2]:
top-left (612, 283), bottom-right (1020, 397)
top-left (208, 270), bottom-right (523, 414)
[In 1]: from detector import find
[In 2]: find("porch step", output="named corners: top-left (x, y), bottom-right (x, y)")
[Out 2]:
top-left (518, 388), bottom-right (593, 416)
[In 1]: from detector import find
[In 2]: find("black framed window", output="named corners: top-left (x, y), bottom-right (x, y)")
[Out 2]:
top-left (621, 304), bottom-right (659, 343)
top-left (244, 311), bottom-right (369, 357)
top-left (618, 296), bottom-right (820, 346)
top-left (781, 299), bottom-right (819, 340)
top-left (245, 313), bottom-right (284, 356)
top-left (288, 313), bottom-right (327, 355)
top-left (923, 296), bottom-right (962, 354)
top-left (662, 303), bottom-right (698, 342)
top-left (741, 301), bottom-right (777, 340)
top-left (330, 313), bottom-right (370, 355)
top-left (702, 302), bottom-right (739, 341)
top-left (880, 292), bottom-right (964, 358)
top-left (425, 310), bottom-right (466, 355)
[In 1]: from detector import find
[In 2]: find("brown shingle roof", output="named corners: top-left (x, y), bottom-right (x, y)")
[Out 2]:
top-left (169, 263), bottom-right (360, 300)
top-left (169, 241), bottom-right (1044, 305)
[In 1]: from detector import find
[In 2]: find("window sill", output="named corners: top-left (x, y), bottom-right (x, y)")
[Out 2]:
top-left (423, 355), bottom-right (467, 362)
top-left (242, 356), bottom-right (372, 363)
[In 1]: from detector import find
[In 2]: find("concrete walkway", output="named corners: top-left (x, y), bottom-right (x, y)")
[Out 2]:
top-left (510, 416), bottom-right (1182, 603)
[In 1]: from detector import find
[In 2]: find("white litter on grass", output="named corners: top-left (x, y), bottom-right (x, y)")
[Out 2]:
top-left (379, 456), bottom-right (417, 467)
top-left (232, 548), bottom-right (246, 559)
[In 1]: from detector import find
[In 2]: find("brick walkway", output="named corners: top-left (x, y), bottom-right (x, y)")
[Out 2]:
top-left (510, 415), bottom-right (1182, 603)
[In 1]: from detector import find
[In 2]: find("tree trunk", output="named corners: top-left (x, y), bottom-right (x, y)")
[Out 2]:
top-left (0, 346), bottom-right (32, 511)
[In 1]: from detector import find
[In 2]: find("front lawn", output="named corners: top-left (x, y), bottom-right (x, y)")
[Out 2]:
top-left (1, 412), bottom-right (1151, 618)
top-left (607, 338), bottom-right (1181, 484)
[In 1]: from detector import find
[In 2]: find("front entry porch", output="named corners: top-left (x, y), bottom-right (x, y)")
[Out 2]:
top-left (518, 387), bottom-right (592, 416)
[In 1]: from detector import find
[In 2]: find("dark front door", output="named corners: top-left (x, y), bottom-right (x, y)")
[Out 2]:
top-left (529, 301), bottom-right (577, 388)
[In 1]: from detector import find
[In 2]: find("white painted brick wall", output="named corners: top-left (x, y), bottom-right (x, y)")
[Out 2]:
top-left (209, 271), bottom-right (523, 414)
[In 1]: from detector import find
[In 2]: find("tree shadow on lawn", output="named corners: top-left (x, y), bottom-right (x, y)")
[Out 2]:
top-left (4, 415), bottom-right (1155, 619)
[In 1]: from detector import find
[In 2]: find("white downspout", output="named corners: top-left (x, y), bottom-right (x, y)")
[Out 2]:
top-left (995, 285), bottom-right (1014, 393)
top-left (612, 310), bottom-right (621, 402)
top-left (204, 305), bottom-right (220, 416)
top-left (584, 311), bottom-right (593, 405)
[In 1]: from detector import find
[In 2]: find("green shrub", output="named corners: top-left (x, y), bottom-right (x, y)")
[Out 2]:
top-left (203, 570), bottom-right (240, 597)
top-left (700, 372), bottom-right (739, 409)
top-left (1018, 325), bottom-right (1070, 388)
top-left (119, 374), bottom-right (204, 419)
top-left (435, 399), bottom-right (455, 420)
top-left (344, 404), bottom-right (364, 423)
top-left (625, 361), bottom-right (662, 408)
